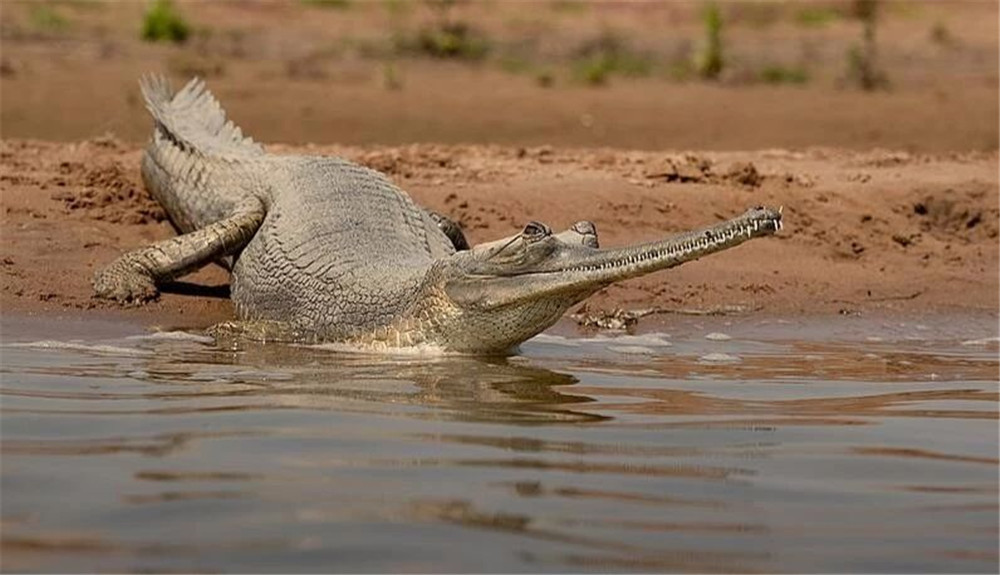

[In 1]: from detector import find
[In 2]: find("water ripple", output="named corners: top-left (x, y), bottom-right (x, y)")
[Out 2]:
top-left (1, 313), bottom-right (996, 573)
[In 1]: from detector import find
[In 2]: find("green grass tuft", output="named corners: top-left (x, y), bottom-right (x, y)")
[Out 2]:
top-left (412, 22), bottom-right (490, 60)
top-left (570, 31), bottom-right (653, 86)
top-left (29, 4), bottom-right (70, 32)
top-left (141, 0), bottom-right (190, 44)
top-left (696, 2), bottom-right (724, 80)
top-left (845, 0), bottom-right (888, 90)
top-left (572, 55), bottom-right (613, 86)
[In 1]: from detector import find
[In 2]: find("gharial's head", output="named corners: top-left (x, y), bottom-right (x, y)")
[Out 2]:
top-left (420, 206), bottom-right (783, 353)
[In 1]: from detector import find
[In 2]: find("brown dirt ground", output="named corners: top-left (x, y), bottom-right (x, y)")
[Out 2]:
top-left (1, 138), bottom-right (997, 330)
top-left (1, 1), bottom-right (997, 151)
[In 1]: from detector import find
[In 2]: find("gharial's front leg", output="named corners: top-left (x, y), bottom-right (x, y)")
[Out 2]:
top-left (93, 200), bottom-right (265, 304)
top-left (425, 209), bottom-right (470, 251)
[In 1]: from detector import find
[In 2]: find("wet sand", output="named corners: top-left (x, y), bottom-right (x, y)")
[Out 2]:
top-left (1, 139), bottom-right (997, 329)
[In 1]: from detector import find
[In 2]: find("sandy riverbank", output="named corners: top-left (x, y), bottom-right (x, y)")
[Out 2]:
top-left (1, 139), bottom-right (996, 330)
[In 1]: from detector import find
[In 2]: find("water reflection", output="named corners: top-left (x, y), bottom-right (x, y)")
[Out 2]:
top-left (1, 315), bottom-right (998, 573)
top-left (205, 340), bottom-right (608, 424)
top-left (4, 337), bottom-right (605, 426)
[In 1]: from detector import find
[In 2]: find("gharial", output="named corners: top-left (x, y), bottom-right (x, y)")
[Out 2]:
top-left (93, 76), bottom-right (783, 354)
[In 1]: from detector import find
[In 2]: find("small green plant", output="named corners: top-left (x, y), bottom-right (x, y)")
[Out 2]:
top-left (572, 55), bottom-right (613, 86)
top-left (29, 4), bottom-right (70, 32)
top-left (845, 0), bottom-right (888, 90)
top-left (397, 0), bottom-right (489, 60)
top-left (414, 21), bottom-right (490, 60)
top-left (758, 64), bottom-right (809, 85)
top-left (696, 2), bottom-right (724, 80)
top-left (141, 0), bottom-right (190, 44)
top-left (396, 0), bottom-right (487, 60)
top-left (570, 31), bottom-right (652, 86)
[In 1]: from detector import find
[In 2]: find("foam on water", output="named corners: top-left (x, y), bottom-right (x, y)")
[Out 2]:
top-left (4, 340), bottom-right (153, 357)
top-left (699, 352), bottom-right (742, 363)
top-left (531, 332), bottom-right (675, 349)
top-left (960, 336), bottom-right (1000, 346)
top-left (126, 331), bottom-right (215, 344)
top-left (586, 333), bottom-right (674, 347)
top-left (704, 332), bottom-right (732, 341)
top-left (607, 345), bottom-right (657, 355)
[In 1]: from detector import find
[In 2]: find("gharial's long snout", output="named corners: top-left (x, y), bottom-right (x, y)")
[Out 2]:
top-left (549, 205), bottom-right (782, 283)
top-left (448, 206), bottom-right (784, 311)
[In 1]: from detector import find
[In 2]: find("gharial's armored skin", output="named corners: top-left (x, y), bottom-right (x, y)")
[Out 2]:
top-left (94, 76), bottom-right (783, 354)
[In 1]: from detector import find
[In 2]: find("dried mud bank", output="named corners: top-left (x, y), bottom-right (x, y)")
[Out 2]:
top-left (1, 139), bottom-right (997, 329)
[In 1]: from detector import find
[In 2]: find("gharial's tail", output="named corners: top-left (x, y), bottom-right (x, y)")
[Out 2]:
top-left (139, 74), bottom-right (263, 158)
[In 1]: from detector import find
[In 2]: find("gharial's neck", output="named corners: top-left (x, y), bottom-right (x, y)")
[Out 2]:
top-left (339, 285), bottom-right (577, 354)
top-left (339, 282), bottom-right (462, 351)
top-left (350, 293), bottom-right (577, 355)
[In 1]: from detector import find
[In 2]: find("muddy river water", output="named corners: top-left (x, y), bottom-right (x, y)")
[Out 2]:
top-left (1, 312), bottom-right (997, 573)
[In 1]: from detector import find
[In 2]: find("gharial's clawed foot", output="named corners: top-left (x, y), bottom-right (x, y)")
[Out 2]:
top-left (92, 262), bottom-right (159, 305)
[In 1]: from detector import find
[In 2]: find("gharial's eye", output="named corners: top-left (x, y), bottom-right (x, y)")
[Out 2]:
top-left (521, 221), bottom-right (551, 242)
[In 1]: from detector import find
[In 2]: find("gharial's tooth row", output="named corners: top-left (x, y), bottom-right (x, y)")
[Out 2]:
top-left (564, 218), bottom-right (780, 274)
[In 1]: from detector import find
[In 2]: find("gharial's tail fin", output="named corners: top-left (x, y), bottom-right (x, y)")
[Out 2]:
top-left (139, 74), bottom-right (263, 158)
